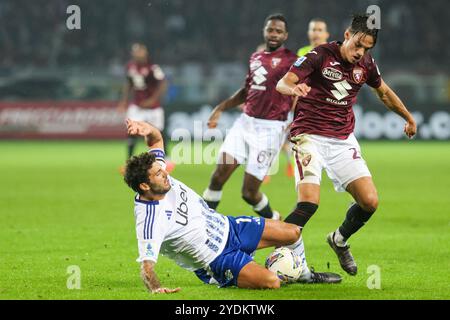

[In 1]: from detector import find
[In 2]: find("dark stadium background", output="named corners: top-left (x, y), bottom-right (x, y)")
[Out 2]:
top-left (0, 0), bottom-right (448, 141)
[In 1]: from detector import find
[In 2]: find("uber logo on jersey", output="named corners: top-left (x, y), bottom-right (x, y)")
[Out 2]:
top-left (322, 67), bottom-right (343, 81)
top-left (176, 184), bottom-right (188, 226)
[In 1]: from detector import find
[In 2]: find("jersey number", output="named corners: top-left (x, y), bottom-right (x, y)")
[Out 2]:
top-left (331, 80), bottom-right (352, 100)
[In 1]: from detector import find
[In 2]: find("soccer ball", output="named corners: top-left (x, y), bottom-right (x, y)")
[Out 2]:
top-left (265, 247), bottom-right (302, 283)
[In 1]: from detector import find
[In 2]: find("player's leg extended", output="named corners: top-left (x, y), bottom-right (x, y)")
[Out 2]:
top-left (257, 219), bottom-right (342, 284)
top-left (333, 177), bottom-right (378, 246)
top-left (237, 261), bottom-right (281, 289)
top-left (242, 173), bottom-right (279, 219)
top-left (203, 152), bottom-right (240, 210)
top-left (326, 137), bottom-right (377, 275)
top-left (235, 218), bottom-right (296, 289)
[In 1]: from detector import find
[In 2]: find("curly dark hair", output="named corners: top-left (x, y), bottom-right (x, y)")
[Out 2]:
top-left (124, 152), bottom-right (156, 194)
top-left (264, 13), bottom-right (288, 32)
top-left (348, 13), bottom-right (379, 46)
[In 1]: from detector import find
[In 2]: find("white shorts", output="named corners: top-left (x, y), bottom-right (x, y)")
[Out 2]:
top-left (293, 133), bottom-right (371, 192)
top-left (126, 104), bottom-right (164, 131)
top-left (219, 113), bottom-right (287, 181)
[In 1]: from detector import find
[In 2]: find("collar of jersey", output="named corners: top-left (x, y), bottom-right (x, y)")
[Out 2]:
top-left (134, 194), bottom-right (160, 205)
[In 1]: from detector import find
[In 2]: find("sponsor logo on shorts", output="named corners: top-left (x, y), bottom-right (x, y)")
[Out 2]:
top-left (225, 269), bottom-right (234, 282)
top-left (322, 67), bottom-right (343, 81)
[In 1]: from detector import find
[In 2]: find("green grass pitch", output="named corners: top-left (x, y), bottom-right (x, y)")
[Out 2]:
top-left (1, 140), bottom-right (449, 300)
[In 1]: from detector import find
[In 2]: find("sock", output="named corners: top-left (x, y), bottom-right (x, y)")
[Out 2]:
top-left (338, 203), bottom-right (374, 242)
top-left (286, 233), bottom-right (311, 282)
top-left (252, 194), bottom-right (273, 219)
top-left (202, 188), bottom-right (222, 210)
top-left (127, 136), bottom-right (137, 158)
top-left (333, 228), bottom-right (348, 247)
top-left (284, 202), bottom-right (318, 228)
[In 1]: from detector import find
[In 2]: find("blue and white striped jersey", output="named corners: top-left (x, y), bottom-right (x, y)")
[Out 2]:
top-left (134, 176), bottom-right (230, 271)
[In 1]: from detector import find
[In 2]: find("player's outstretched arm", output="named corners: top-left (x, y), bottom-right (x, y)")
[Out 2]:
top-left (141, 261), bottom-right (181, 294)
top-left (208, 87), bottom-right (247, 128)
top-left (126, 118), bottom-right (164, 151)
top-left (374, 80), bottom-right (417, 139)
top-left (276, 72), bottom-right (311, 97)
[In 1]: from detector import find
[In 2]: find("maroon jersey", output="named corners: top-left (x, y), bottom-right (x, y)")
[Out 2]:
top-left (289, 41), bottom-right (382, 139)
top-left (126, 61), bottom-right (165, 109)
top-left (243, 47), bottom-right (298, 121)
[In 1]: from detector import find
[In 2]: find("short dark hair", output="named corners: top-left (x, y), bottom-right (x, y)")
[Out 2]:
top-left (264, 13), bottom-right (288, 32)
top-left (124, 152), bottom-right (156, 194)
top-left (309, 17), bottom-right (327, 25)
top-left (348, 13), bottom-right (379, 46)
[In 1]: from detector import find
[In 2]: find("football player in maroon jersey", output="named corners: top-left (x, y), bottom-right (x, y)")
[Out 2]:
top-left (203, 14), bottom-right (297, 218)
top-left (277, 14), bottom-right (417, 276)
top-left (117, 43), bottom-right (168, 160)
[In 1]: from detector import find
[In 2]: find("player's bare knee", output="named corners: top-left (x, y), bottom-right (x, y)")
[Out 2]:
top-left (360, 193), bottom-right (379, 213)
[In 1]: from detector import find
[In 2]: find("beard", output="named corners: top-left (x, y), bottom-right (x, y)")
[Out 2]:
top-left (150, 182), bottom-right (171, 195)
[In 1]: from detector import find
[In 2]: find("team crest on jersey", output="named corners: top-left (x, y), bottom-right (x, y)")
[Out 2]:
top-left (271, 58), bottom-right (282, 68)
top-left (141, 67), bottom-right (149, 76)
top-left (322, 67), bottom-right (343, 81)
top-left (353, 67), bottom-right (364, 83)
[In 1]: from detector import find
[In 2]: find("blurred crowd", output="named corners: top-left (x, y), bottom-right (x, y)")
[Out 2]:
top-left (0, 0), bottom-right (447, 72)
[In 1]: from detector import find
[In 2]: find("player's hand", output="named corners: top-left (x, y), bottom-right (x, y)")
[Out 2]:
top-left (207, 109), bottom-right (222, 129)
top-left (291, 83), bottom-right (311, 97)
top-left (151, 287), bottom-right (181, 294)
top-left (404, 119), bottom-right (417, 139)
top-left (126, 118), bottom-right (152, 136)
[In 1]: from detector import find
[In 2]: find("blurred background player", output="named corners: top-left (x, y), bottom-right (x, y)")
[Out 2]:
top-left (117, 43), bottom-right (173, 169)
top-left (202, 14), bottom-right (298, 220)
top-left (297, 18), bottom-right (330, 57)
top-left (277, 13), bottom-right (417, 276)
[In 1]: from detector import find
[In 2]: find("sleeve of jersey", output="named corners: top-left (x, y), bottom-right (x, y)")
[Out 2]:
top-left (136, 205), bottom-right (164, 263)
top-left (288, 50), bottom-right (321, 82)
top-left (366, 57), bottom-right (382, 88)
top-left (148, 148), bottom-right (166, 170)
